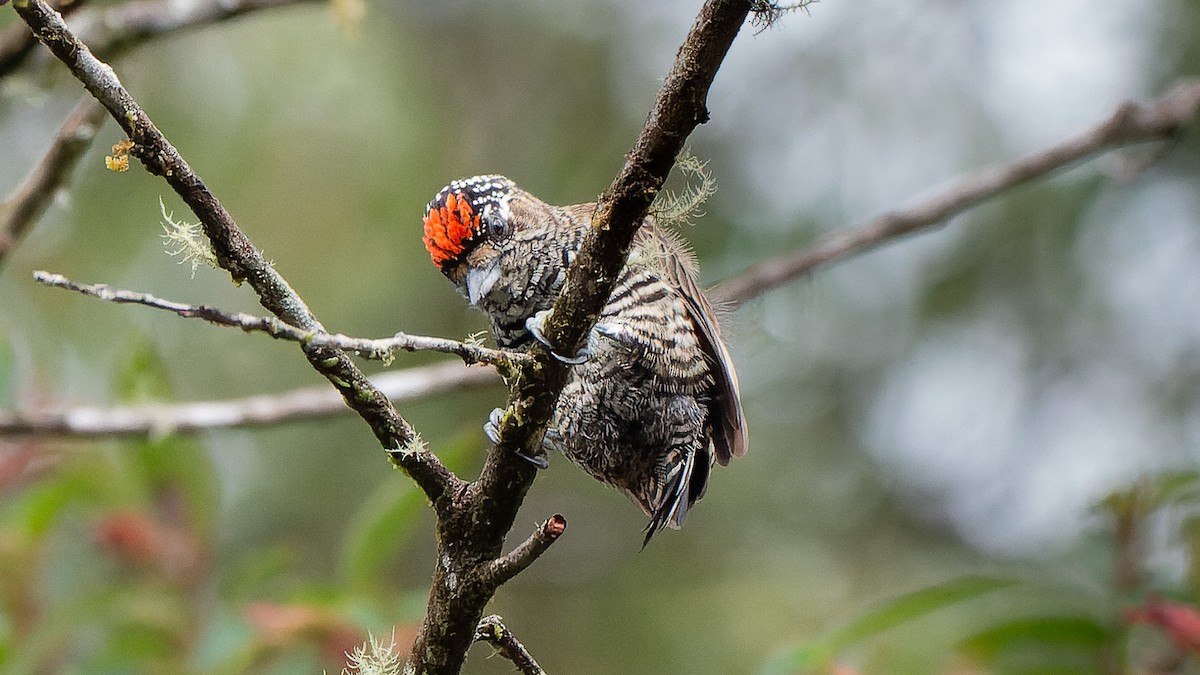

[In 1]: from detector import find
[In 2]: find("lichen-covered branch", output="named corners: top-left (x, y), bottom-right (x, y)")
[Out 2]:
top-left (480, 0), bottom-right (756, 480)
top-left (0, 96), bottom-right (106, 266)
top-left (33, 271), bottom-right (531, 369)
top-left (474, 615), bottom-right (546, 675)
top-left (711, 79), bottom-right (1200, 307)
top-left (10, 0), bottom-right (456, 505)
top-left (0, 363), bottom-right (498, 438)
top-left (7, 82), bottom-right (1197, 443)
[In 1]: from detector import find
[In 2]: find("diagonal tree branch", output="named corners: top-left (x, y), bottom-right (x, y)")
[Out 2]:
top-left (0, 362), bottom-right (498, 438)
top-left (711, 78), bottom-right (1200, 307)
top-left (33, 271), bottom-right (532, 369)
top-left (406, 2), bottom-right (763, 673)
top-left (10, 0), bottom-right (460, 506)
top-left (481, 0), bottom-right (758, 477)
top-left (1, 0), bottom-right (313, 82)
top-left (4, 82), bottom-right (1197, 444)
top-left (0, 95), bottom-right (106, 266)
top-left (72, 0), bottom-right (321, 58)
top-left (6, 1), bottom-right (830, 673)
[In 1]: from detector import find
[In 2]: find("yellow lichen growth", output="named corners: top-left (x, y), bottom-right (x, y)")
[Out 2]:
top-left (106, 139), bottom-right (133, 172)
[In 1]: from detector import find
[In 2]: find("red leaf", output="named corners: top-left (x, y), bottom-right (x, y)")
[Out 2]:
top-left (1126, 595), bottom-right (1200, 652)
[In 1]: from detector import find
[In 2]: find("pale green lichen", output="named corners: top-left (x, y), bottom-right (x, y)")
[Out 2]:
top-left (463, 331), bottom-right (488, 350)
top-left (371, 347), bottom-right (396, 367)
top-left (650, 151), bottom-right (716, 230)
top-left (341, 631), bottom-right (401, 675)
top-left (160, 197), bottom-right (217, 276)
top-left (392, 434), bottom-right (427, 458)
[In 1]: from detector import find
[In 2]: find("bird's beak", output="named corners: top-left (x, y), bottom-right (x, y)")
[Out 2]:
top-left (464, 261), bottom-right (501, 308)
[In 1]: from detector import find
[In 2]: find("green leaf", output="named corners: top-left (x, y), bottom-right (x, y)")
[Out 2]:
top-left (342, 478), bottom-right (426, 591)
top-left (958, 615), bottom-right (1111, 664)
top-left (759, 575), bottom-right (1018, 675)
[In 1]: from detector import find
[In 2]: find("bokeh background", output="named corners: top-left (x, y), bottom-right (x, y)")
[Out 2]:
top-left (2, 0), bottom-right (1200, 672)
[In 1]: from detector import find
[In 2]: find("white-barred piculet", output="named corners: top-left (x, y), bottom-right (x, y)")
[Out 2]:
top-left (422, 175), bottom-right (747, 545)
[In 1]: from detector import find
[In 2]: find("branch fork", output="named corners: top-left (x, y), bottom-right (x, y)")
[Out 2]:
top-left (14, 1), bottom-right (1193, 674)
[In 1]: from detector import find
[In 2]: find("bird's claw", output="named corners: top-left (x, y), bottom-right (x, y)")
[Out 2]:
top-left (483, 407), bottom-right (503, 445)
top-left (525, 311), bottom-right (589, 364)
top-left (517, 451), bottom-right (550, 470)
top-left (483, 407), bottom-right (549, 469)
top-left (593, 321), bottom-right (628, 344)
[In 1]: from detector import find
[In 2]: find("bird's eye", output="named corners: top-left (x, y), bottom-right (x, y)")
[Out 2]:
top-left (485, 214), bottom-right (509, 239)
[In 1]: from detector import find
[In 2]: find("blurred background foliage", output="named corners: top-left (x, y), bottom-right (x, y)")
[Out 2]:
top-left (1, 0), bottom-right (1199, 672)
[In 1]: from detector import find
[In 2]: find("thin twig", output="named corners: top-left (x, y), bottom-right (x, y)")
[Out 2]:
top-left (74, 0), bottom-right (320, 57)
top-left (2, 0), bottom-right (315, 80)
top-left (711, 79), bottom-right (1200, 307)
top-left (12, 0), bottom-right (461, 508)
top-left (7, 82), bottom-right (1200, 441)
top-left (477, 515), bottom-right (567, 590)
top-left (33, 271), bottom-right (531, 369)
top-left (0, 96), bottom-right (107, 266)
top-left (0, 362), bottom-right (499, 438)
top-left (474, 615), bottom-right (546, 675)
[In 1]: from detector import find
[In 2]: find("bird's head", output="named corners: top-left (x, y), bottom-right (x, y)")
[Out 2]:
top-left (422, 175), bottom-right (521, 307)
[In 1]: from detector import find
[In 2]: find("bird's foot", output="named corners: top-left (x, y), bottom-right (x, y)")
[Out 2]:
top-left (525, 310), bottom-right (589, 364)
top-left (484, 407), bottom-right (550, 469)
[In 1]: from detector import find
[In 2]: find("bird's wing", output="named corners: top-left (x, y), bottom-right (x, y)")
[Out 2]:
top-left (641, 226), bottom-right (748, 465)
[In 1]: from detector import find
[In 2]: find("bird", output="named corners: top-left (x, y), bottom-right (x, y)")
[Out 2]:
top-left (422, 174), bottom-right (746, 544)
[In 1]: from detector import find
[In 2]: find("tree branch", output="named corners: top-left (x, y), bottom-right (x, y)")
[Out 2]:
top-left (33, 271), bottom-right (532, 369)
top-left (0, 362), bottom-right (498, 438)
top-left (10, 0), bottom-right (460, 506)
top-left (407, 2), bottom-right (759, 673)
top-left (476, 515), bottom-right (566, 590)
top-left (72, 0), bottom-right (320, 58)
top-left (1, 0), bottom-right (315, 81)
top-left (710, 79), bottom-right (1200, 307)
top-left (7, 83), bottom-right (1197, 443)
top-left (481, 0), bottom-right (755, 476)
top-left (0, 95), bottom-right (106, 266)
top-left (473, 615), bottom-right (546, 675)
